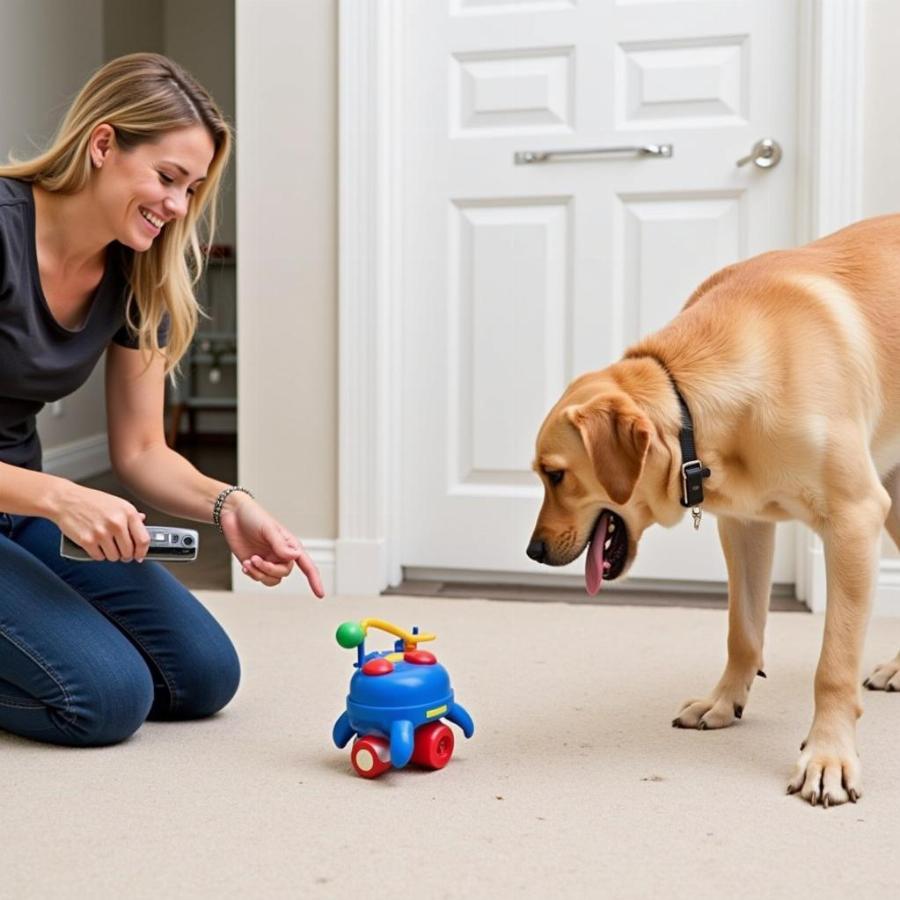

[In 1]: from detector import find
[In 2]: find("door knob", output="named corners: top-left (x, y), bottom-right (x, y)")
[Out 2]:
top-left (736, 138), bottom-right (782, 169)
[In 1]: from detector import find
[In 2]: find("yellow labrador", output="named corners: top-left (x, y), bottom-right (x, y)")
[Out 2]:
top-left (528, 215), bottom-right (900, 807)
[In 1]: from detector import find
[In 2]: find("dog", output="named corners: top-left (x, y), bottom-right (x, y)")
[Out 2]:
top-left (527, 214), bottom-right (900, 807)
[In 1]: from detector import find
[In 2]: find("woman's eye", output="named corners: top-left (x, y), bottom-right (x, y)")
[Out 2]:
top-left (159, 171), bottom-right (195, 198)
top-left (546, 470), bottom-right (564, 486)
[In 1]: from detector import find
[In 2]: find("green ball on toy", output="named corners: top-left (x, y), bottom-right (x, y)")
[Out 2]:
top-left (335, 621), bottom-right (365, 649)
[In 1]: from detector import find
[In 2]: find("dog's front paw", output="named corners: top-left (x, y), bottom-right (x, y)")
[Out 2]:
top-left (863, 652), bottom-right (900, 691)
top-left (786, 732), bottom-right (861, 808)
top-left (672, 690), bottom-right (746, 730)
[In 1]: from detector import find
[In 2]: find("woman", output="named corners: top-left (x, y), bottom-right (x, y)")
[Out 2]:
top-left (0, 53), bottom-right (324, 747)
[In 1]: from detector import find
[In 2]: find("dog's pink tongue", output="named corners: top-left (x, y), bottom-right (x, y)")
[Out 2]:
top-left (585, 512), bottom-right (610, 596)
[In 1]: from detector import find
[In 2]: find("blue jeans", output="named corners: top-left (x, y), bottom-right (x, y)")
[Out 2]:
top-left (0, 513), bottom-right (240, 746)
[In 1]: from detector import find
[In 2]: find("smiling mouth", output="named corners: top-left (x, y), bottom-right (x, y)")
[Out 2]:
top-left (139, 208), bottom-right (165, 231)
top-left (585, 510), bottom-right (628, 595)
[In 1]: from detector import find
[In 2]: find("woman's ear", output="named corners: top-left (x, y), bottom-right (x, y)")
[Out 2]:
top-left (89, 123), bottom-right (116, 169)
top-left (565, 398), bottom-right (651, 505)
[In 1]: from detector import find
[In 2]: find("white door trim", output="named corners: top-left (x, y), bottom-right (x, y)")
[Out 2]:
top-left (337, 0), bottom-right (867, 601)
top-left (793, 0), bottom-right (866, 612)
top-left (336, 0), bottom-right (406, 594)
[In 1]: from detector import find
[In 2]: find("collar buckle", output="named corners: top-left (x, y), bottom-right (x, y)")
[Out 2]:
top-left (680, 460), bottom-right (710, 508)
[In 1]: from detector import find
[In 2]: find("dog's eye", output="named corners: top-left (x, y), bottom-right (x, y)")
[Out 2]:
top-left (545, 470), bottom-right (564, 486)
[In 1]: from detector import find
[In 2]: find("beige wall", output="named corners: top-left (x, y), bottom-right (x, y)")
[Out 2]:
top-left (0, 1), bottom-right (104, 157)
top-left (236, 0), bottom-right (337, 541)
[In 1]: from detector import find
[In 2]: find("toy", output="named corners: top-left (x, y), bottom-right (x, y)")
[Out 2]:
top-left (332, 618), bottom-right (475, 778)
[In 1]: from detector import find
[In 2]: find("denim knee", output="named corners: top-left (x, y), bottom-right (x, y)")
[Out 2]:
top-left (160, 632), bottom-right (241, 721)
top-left (60, 653), bottom-right (155, 747)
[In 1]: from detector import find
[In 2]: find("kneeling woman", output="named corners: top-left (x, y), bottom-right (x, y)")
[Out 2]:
top-left (0, 53), bottom-right (323, 747)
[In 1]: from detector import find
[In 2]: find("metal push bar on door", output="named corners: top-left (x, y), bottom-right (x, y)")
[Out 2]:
top-left (514, 144), bottom-right (674, 165)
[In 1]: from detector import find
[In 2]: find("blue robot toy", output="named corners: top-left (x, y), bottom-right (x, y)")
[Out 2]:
top-left (332, 619), bottom-right (475, 778)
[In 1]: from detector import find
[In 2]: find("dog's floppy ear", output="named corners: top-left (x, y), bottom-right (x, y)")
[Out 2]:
top-left (565, 399), bottom-right (652, 505)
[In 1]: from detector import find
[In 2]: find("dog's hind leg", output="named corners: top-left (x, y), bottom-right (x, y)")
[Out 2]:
top-left (863, 466), bottom-right (900, 691)
top-left (672, 517), bottom-right (774, 730)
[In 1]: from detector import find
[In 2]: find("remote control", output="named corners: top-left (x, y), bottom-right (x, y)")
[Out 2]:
top-left (59, 526), bottom-right (199, 562)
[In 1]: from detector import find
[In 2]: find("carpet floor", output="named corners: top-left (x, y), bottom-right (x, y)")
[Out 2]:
top-left (3, 591), bottom-right (899, 899)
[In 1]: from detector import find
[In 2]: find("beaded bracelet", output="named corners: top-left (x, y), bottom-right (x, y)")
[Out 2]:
top-left (213, 486), bottom-right (254, 533)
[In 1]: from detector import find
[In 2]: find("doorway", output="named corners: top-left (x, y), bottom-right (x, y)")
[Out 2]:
top-left (336, 0), bottom-right (868, 612)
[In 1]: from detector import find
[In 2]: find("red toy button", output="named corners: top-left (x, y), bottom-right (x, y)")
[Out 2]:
top-left (362, 658), bottom-right (394, 676)
top-left (404, 650), bottom-right (437, 665)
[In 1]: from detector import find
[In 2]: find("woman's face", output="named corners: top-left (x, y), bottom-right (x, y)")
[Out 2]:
top-left (90, 124), bottom-right (215, 252)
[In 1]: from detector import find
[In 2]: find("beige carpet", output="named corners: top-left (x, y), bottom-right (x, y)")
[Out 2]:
top-left (3, 591), bottom-right (899, 899)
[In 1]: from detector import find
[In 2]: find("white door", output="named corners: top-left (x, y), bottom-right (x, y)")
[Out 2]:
top-left (402, 0), bottom-right (798, 585)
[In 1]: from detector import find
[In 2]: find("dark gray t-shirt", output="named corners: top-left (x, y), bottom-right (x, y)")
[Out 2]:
top-left (0, 177), bottom-right (143, 471)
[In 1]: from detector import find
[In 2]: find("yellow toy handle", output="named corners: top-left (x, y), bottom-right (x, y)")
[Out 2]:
top-left (359, 618), bottom-right (436, 651)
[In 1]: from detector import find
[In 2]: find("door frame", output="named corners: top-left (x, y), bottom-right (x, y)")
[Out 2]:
top-left (336, 0), bottom-right (864, 609)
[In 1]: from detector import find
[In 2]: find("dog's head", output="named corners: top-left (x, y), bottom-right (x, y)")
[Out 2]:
top-left (528, 370), bottom-right (659, 594)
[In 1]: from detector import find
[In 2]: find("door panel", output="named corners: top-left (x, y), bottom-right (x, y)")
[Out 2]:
top-left (403, 0), bottom-right (798, 584)
top-left (620, 193), bottom-right (743, 340)
top-left (452, 199), bottom-right (570, 486)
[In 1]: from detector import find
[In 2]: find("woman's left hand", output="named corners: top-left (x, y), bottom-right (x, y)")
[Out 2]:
top-left (220, 496), bottom-right (325, 596)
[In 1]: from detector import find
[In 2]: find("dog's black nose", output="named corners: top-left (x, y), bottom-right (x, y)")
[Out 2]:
top-left (526, 539), bottom-right (546, 563)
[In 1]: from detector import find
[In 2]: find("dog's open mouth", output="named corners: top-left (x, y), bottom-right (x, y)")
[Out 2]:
top-left (585, 510), bottom-right (628, 595)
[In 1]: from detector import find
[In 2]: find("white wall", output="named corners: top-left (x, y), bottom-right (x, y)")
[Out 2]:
top-left (232, 1), bottom-right (900, 564)
top-left (863, 0), bottom-right (900, 562)
top-left (7, 2), bottom-right (900, 571)
top-left (862, 0), bottom-right (900, 218)
top-left (236, 0), bottom-right (337, 549)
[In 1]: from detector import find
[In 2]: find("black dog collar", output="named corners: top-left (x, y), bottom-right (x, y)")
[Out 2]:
top-left (673, 390), bottom-right (710, 508)
top-left (640, 356), bottom-right (711, 508)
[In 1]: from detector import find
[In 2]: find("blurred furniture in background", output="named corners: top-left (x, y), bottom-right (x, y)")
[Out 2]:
top-left (166, 249), bottom-right (237, 448)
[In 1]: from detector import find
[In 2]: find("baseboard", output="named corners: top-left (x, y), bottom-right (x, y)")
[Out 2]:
top-left (334, 537), bottom-right (388, 595)
top-left (231, 538), bottom-right (336, 596)
top-left (41, 433), bottom-right (110, 481)
top-left (873, 560), bottom-right (900, 618)
top-left (227, 542), bottom-right (900, 614)
top-left (803, 557), bottom-right (900, 617)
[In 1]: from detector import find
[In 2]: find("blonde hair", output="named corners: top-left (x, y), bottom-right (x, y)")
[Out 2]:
top-left (0, 52), bottom-right (231, 373)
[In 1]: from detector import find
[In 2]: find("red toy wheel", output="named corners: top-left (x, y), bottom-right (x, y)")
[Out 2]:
top-left (411, 722), bottom-right (454, 769)
top-left (351, 735), bottom-right (391, 778)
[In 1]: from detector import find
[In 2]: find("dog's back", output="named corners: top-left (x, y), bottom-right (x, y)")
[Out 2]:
top-left (627, 215), bottom-right (900, 475)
